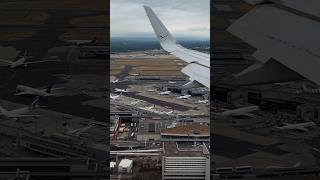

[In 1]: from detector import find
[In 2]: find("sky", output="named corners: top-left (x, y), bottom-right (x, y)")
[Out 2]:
top-left (110, 0), bottom-right (210, 40)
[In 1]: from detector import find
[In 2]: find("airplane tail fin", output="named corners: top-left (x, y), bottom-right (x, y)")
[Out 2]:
top-left (22, 50), bottom-right (33, 60)
top-left (143, 6), bottom-right (176, 52)
top-left (92, 36), bottom-right (98, 43)
top-left (46, 85), bottom-right (52, 93)
top-left (293, 161), bottom-right (302, 168)
top-left (30, 96), bottom-right (39, 110)
top-left (23, 50), bottom-right (27, 58)
top-left (66, 125), bottom-right (72, 131)
top-left (62, 122), bottom-right (72, 131)
top-left (0, 106), bottom-right (5, 114)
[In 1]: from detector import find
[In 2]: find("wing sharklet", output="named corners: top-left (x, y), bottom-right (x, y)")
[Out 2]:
top-left (143, 6), bottom-right (210, 88)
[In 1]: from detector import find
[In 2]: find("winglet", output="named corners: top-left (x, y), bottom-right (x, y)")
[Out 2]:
top-left (143, 6), bottom-right (177, 52)
top-left (30, 96), bottom-right (39, 110)
top-left (46, 85), bottom-right (52, 93)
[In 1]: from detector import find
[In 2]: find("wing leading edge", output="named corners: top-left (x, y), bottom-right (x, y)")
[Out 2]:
top-left (143, 6), bottom-right (210, 88)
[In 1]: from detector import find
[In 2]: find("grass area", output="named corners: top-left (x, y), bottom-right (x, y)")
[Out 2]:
top-left (111, 57), bottom-right (184, 76)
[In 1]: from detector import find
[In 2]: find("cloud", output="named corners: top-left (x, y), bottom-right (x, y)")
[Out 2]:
top-left (110, 0), bottom-right (210, 39)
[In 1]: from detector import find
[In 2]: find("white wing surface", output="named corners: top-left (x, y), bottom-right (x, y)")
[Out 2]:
top-left (144, 6), bottom-right (210, 88)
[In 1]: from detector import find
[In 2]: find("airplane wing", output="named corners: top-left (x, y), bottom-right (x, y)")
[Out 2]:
top-left (295, 127), bottom-right (308, 132)
top-left (243, 0), bottom-right (320, 18)
top-left (70, 126), bottom-right (92, 135)
top-left (144, 6), bottom-right (210, 88)
top-left (227, 4), bottom-right (320, 85)
top-left (0, 59), bottom-right (13, 64)
top-left (24, 59), bottom-right (59, 65)
top-left (240, 113), bottom-right (255, 118)
top-left (15, 114), bottom-right (41, 117)
top-left (79, 126), bottom-right (92, 132)
top-left (14, 92), bottom-right (35, 96)
top-left (6, 109), bottom-right (41, 117)
top-left (220, 112), bottom-right (255, 118)
top-left (0, 106), bottom-right (7, 114)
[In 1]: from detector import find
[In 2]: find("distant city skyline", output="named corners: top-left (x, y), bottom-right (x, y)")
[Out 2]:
top-left (110, 0), bottom-right (210, 40)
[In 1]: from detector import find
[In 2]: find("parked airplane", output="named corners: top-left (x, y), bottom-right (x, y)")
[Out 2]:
top-left (66, 124), bottom-right (93, 136)
top-left (67, 36), bottom-right (98, 46)
top-left (111, 79), bottom-right (120, 83)
top-left (139, 105), bottom-right (155, 113)
top-left (197, 99), bottom-right (209, 104)
top-left (215, 105), bottom-right (259, 117)
top-left (54, 74), bottom-right (72, 81)
top-left (144, 6), bottom-right (210, 89)
top-left (110, 93), bottom-right (120, 100)
top-left (0, 51), bottom-right (57, 69)
top-left (130, 100), bottom-right (140, 105)
top-left (115, 88), bottom-right (129, 93)
top-left (159, 91), bottom-right (171, 95)
top-left (0, 97), bottom-right (40, 120)
top-left (146, 105), bottom-right (155, 111)
top-left (165, 110), bottom-right (174, 115)
top-left (266, 161), bottom-right (302, 170)
top-left (130, 73), bottom-right (140, 76)
top-left (275, 122), bottom-right (316, 132)
top-left (15, 85), bottom-right (61, 97)
top-left (177, 94), bottom-right (191, 99)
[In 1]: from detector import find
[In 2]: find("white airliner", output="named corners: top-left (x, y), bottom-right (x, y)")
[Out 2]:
top-left (266, 161), bottom-right (302, 170)
top-left (165, 110), bottom-right (174, 115)
top-left (144, 6), bottom-right (210, 89)
top-left (215, 105), bottom-right (259, 117)
top-left (146, 105), bottom-right (155, 111)
top-left (276, 122), bottom-right (316, 132)
top-left (15, 85), bottom-right (60, 97)
top-left (111, 79), bottom-right (120, 83)
top-left (110, 93), bottom-right (120, 100)
top-left (0, 97), bottom-right (40, 120)
top-left (115, 88), bottom-right (129, 93)
top-left (130, 73), bottom-right (140, 76)
top-left (159, 91), bottom-right (171, 95)
top-left (177, 94), bottom-right (191, 99)
top-left (140, 104), bottom-right (174, 115)
top-left (54, 74), bottom-right (71, 81)
top-left (66, 124), bottom-right (93, 136)
top-left (67, 37), bottom-right (97, 46)
top-left (130, 100), bottom-right (140, 105)
top-left (139, 105), bottom-right (155, 113)
top-left (197, 99), bottom-right (209, 104)
top-left (0, 51), bottom-right (57, 69)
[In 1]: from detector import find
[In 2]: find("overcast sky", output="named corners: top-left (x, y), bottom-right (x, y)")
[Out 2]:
top-left (110, 0), bottom-right (210, 40)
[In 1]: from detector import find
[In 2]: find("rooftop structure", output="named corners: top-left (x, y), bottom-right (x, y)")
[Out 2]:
top-left (118, 159), bottom-right (133, 173)
top-left (160, 123), bottom-right (209, 142)
top-left (162, 141), bottom-right (210, 180)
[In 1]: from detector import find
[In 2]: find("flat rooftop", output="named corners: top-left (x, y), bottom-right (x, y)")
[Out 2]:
top-left (161, 123), bottom-right (209, 136)
top-left (138, 118), bottom-right (172, 135)
top-left (164, 141), bottom-right (209, 157)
